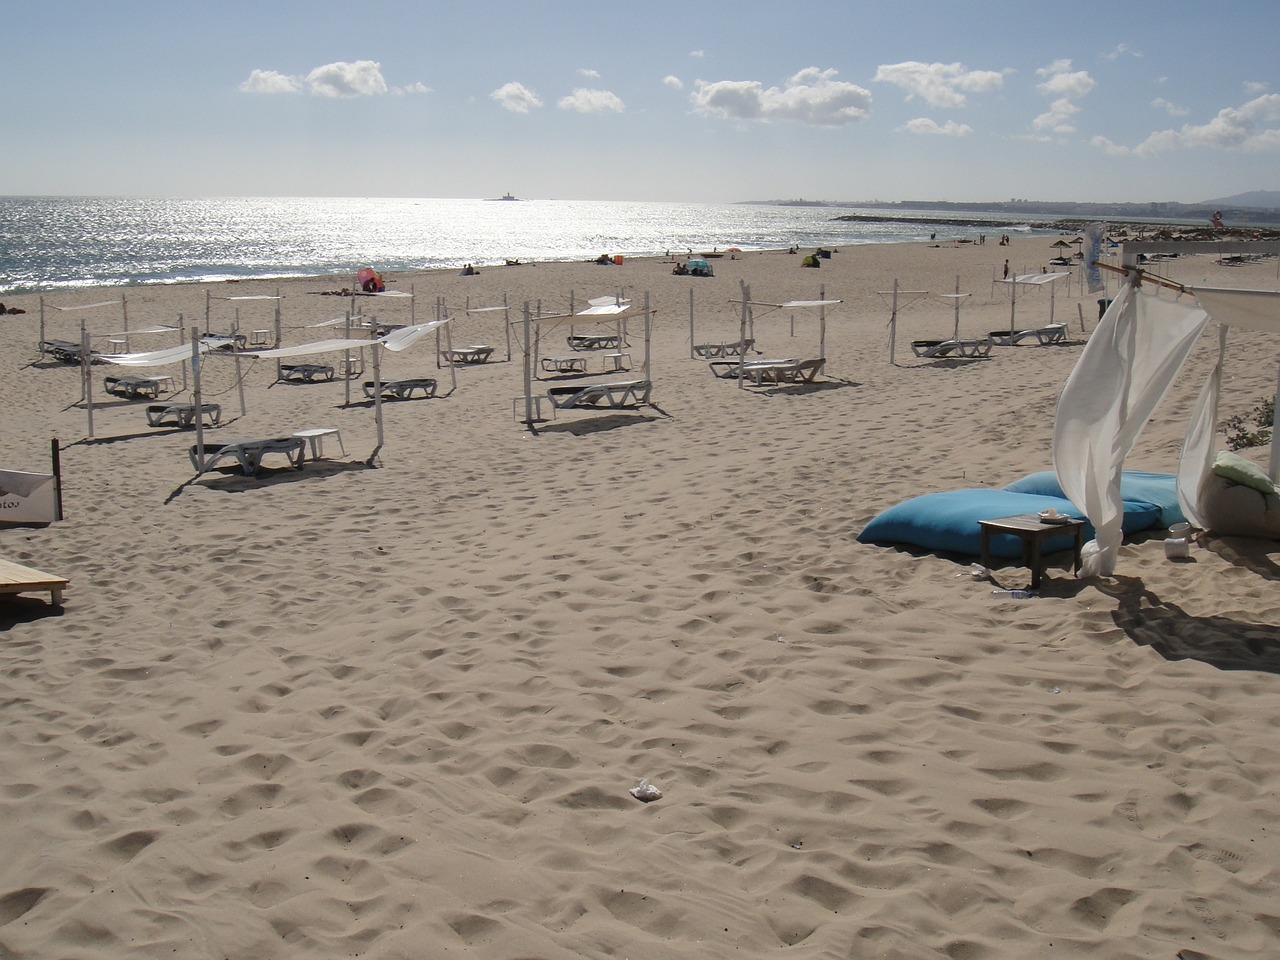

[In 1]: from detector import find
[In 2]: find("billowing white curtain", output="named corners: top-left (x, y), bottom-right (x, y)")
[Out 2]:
top-left (1053, 282), bottom-right (1209, 576)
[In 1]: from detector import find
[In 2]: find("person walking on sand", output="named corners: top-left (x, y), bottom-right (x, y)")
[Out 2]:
top-left (1002, 259), bottom-right (1009, 279)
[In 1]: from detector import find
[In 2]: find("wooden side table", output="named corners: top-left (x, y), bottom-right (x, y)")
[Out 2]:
top-left (978, 514), bottom-right (1085, 589)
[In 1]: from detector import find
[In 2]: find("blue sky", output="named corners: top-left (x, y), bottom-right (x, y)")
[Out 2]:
top-left (5, 1), bottom-right (1278, 204)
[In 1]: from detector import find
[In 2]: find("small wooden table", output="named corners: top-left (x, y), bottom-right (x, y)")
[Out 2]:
top-left (978, 513), bottom-right (1085, 589)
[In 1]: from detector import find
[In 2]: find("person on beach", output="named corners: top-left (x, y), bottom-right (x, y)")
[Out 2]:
top-left (1003, 259), bottom-right (1010, 279)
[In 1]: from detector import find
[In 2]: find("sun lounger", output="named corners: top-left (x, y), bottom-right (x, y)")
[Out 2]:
top-left (201, 333), bottom-right (247, 350)
top-left (442, 345), bottom-right (494, 364)
top-left (709, 358), bottom-right (797, 379)
top-left (540, 356), bottom-right (588, 374)
top-left (40, 339), bottom-right (100, 364)
top-left (740, 357), bottom-right (826, 385)
top-left (693, 339), bottom-right (755, 359)
top-left (279, 362), bottom-right (336, 382)
top-left (103, 374), bottom-right (163, 399)
top-left (145, 402), bottom-right (222, 428)
top-left (911, 337), bottom-right (993, 359)
top-left (987, 323), bottom-right (1067, 347)
top-left (189, 437), bottom-right (306, 476)
top-left (567, 334), bottom-right (622, 351)
top-left (362, 378), bottom-right (437, 400)
top-left (0, 556), bottom-right (69, 606)
top-left (546, 379), bottom-right (652, 411)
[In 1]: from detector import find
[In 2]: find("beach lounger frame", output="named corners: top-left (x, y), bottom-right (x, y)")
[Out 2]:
top-left (546, 379), bottom-right (652, 415)
top-left (362, 378), bottom-right (438, 400)
top-left (145, 402), bottom-right (222, 428)
top-left (708, 358), bottom-right (797, 379)
top-left (692, 339), bottom-right (755, 359)
top-left (740, 357), bottom-right (826, 385)
top-left (103, 374), bottom-right (163, 399)
top-left (279, 362), bottom-right (336, 383)
top-left (189, 437), bottom-right (306, 476)
top-left (987, 323), bottom-right (1067, 347)
top-left (39, 339), bottom-right (101, 365)
top-left (567, 334), bottom-right (623, 351)
top-left (910, 337), bottom-right (993, 359)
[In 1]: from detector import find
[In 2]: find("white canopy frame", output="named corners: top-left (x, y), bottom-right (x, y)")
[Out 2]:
top-left (514, 294), bottom-right (653, 428)
top-left (727, 282), bottom-right (841, 388)
top-left (464, 296), bottom-right (514, 362)
top-left (994, 271), bottom-right (1070, 334)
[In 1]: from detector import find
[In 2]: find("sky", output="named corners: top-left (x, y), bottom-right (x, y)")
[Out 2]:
top-left (4, 0), bottom-right (1279, 205)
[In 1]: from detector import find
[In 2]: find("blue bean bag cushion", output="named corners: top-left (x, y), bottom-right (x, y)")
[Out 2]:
top-left (856, 488), bottom-right (1162, 558)
top-left (1002, 469), bottom-right (1184, 527)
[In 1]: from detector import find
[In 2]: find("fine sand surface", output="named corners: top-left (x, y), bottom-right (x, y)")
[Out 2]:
top-left (3, 236), bottom-right (1280, 959)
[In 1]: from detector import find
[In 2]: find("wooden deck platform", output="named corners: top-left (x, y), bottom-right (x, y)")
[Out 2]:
top-left (0, 557), bottom-right (69, 606)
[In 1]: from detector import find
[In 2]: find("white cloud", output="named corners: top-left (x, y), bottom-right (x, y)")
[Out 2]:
top-left (1035, 59), bottom-right (1095, 99)
top-left (306, 60), bottom-right (388, 98)
top-left (900, 117), bottom-right (973, 136)
top-left (1033, 97), bottom-right (1081, 134)
top-left (578, 68), bottom-right (600, 79)
top-left (691, 67), bottom-right (872, 127)
top-left (239, 69), bottom-right (302, 95)
top-left (491, 81), bottom-right (543, 113)
top-left (873, 61), bottom-right (1004, 109)
top-left (1093, 93), bottom-right (1280, 157)
top-left (1151, 97), bottom-right (1188, 117)
top-left (1102, 42), bottom-right (1141, 61)
top-left (1245, 81), bottom-right (1269, 95)
top-left (557, 88), bottom-right (625, 114)
top-left (240, 62), bottom-right (391, 98)
top-left (689, 50), bottom-right (705, 58)
top-left (663, 75), bottom-right (684, 91)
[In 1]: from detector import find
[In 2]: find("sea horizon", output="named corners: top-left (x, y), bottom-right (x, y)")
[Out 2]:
top-left (0, 195), bottom-right (1066, 296)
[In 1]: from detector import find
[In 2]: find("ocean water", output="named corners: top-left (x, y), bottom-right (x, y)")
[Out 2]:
top-left (0, 196), bottom-right (1055, 295)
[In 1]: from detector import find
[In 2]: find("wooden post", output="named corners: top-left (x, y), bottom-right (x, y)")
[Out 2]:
top-left (889, 278), bottom-right (899, 365)
top-left (191, 327), bottom-right (205, 472)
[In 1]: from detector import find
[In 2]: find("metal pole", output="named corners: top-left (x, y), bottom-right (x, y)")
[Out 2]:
top-left (737, 280), bottom-right (750, 390)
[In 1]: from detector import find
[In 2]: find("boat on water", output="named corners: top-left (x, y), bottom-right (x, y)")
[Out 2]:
top-left (487, 192), bottom-right (522, 201)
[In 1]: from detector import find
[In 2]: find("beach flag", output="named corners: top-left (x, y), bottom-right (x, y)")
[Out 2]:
top-left (1084, 221), bottom-right (1106, 294)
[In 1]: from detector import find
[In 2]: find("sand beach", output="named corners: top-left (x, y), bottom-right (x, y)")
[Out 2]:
top-left (3, 235), bottom-right (1280, 959)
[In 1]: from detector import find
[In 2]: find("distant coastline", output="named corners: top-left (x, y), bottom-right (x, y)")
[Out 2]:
top-left (743, 196), bottom-right (1280, 231)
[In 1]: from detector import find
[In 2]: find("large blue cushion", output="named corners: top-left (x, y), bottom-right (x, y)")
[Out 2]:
top-left (856, 488), bottom-right (1161, 558)
top-left (1003, 470), bottom-right (1184, 527)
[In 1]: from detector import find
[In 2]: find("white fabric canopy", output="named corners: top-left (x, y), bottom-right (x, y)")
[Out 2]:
top-left (48, 299), bottom-right (122, 311)
top-left (1053, 283), bottom-right (1210, 576)
top-left (1193, 286), bottom-right (1280, 335)
top-left (778, 299), bottom-right (844, 308)
top-left (234, 319), bottom-right (449, 359)
top-left (100, 343), bottom-right (208, 367)
top-left (997, 272), bottom-right (1070, 287)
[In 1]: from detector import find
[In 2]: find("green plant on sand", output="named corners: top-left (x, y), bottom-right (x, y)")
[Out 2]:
top-left (1225, 396), bottom-right (1275, 451)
